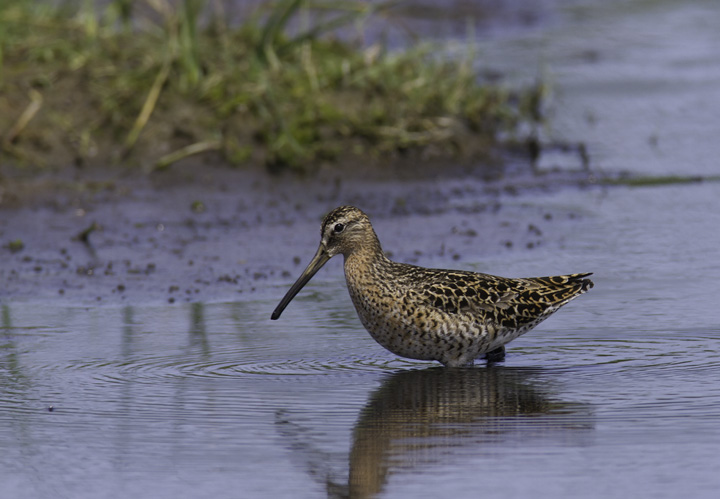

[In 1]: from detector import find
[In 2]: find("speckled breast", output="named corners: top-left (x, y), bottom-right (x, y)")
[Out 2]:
top-left (344, 274), bottom-right (497, 364)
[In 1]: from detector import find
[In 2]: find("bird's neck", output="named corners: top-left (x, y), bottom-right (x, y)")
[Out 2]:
top-left (343, 233), bottom-right (390, 278)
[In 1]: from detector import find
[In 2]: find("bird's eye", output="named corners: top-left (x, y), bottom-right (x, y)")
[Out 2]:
top-left (333, 223), bottom-right (345, 233)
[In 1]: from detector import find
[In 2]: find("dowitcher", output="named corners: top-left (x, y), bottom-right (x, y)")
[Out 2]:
top-left (271, 206), bottom-right (593, 367)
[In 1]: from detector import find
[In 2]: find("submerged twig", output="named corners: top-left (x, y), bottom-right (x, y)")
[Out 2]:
top-left (74, 221), bottom-right (101, 245)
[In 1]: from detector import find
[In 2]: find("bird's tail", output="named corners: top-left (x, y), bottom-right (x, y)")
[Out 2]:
top-left (530, 272), bottom-right (594, 307)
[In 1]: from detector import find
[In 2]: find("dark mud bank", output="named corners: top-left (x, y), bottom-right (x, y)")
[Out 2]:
top-left (0, 164), bottom-right (596, 306)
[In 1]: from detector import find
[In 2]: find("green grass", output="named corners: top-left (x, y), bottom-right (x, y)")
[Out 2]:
top-left (0, 0), bottom-right (546, 173)
top-left (599, 174), bottom-right (720, 187)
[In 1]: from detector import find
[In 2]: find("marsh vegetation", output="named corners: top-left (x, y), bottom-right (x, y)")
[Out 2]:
top-left (0, 0), bottom-right (546, 173)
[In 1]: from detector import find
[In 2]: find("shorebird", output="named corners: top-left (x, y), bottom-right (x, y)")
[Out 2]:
top-left (271, 206), bottom-right (593, 367)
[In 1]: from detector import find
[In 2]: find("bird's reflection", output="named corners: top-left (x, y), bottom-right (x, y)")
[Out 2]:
top-left (277, 367), bottom-right (594, 499)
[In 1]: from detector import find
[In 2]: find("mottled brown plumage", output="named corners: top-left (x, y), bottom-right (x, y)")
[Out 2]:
top-left (272, 206), bottom-right (593, 367)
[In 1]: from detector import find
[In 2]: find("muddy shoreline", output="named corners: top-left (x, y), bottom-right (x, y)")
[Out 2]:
top-left (0, 161), bottom-right (596, 306)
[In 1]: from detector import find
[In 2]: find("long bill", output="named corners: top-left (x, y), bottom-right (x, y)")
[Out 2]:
top-left (271, 245), bottom-right (331, 320)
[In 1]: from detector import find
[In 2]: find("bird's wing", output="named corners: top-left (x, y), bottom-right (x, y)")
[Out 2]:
top-left (417, 271), bottom-right (593, 323)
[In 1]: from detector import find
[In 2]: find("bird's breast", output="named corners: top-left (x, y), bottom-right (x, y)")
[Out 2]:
top-left (342, 259), bottom-right (493, 363)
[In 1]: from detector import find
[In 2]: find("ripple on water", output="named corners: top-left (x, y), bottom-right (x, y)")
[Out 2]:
top-left (3, 321), bottom-right (719, 433)
top-left (0, 351), bottom-right (425, 431)
top-left (7, 349), bottom-right (419, 390)
top-left (519, 329), bottom-right (719, 368)
top-left (514, 329), bottom-right (720, 427)
top-left (231, 355), bottom-right (421, 376)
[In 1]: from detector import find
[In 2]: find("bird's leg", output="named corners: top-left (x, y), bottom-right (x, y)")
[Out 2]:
top-left (484, 346), bottom-right (506, 363)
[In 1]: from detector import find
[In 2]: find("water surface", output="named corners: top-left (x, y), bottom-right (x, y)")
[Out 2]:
top-left (3, 179), bottom-right (720, 498)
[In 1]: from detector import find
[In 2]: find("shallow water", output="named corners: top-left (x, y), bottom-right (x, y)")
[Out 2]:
top-left (4, 180), bottom-right (720, 498)
top-left (3, 0), bottom-right (720, 498)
